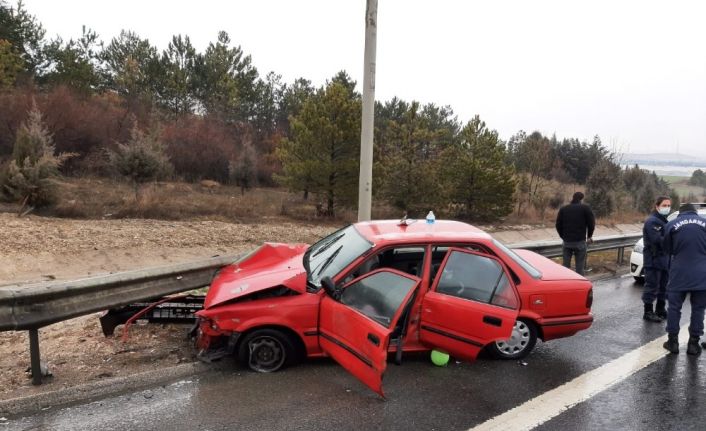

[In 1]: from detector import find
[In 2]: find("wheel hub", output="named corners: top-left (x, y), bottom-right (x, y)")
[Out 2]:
top-left (496, 321), bottom-right (530, 354)
top-left (249, 337), bottom-right (284, 371)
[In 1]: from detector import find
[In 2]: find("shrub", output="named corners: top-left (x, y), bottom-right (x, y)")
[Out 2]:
top-left (163, 117), bottom-right (242, 183)
top-left (548, 191), bottom-right (564, 209)
top-left (229, 141), bottom-right (258, 194)
top-left (0, 104), bottom-right (72, 209)
top-left (108, 124), bottom-right (172, 200)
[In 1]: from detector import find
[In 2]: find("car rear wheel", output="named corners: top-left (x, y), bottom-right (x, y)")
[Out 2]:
top-left (238, 329), bottom-right (295, 373)
top-left (488, 319), bottom-right (537, 360)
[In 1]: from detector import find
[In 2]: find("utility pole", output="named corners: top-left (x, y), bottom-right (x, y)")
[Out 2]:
top-left (358, 0), bottom-right (378, 222)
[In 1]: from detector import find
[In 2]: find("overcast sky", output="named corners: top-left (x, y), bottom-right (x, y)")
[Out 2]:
top-left (21, 0), bottom-right (706, 158)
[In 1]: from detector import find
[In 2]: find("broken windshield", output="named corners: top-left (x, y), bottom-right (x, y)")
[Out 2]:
top-left (305, 225), bottom-right (373, 289)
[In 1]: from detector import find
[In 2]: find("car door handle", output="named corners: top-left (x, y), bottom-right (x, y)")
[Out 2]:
top-left (483, 315), bottom-right (502, 327)
top-left (367, 333), bottom-right (380, 346)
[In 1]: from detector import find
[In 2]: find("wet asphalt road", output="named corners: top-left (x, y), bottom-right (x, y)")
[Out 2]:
top-left (6, 275), bottom-right (706, 431)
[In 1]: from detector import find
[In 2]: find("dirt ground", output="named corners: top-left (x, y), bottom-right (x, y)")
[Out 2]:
top-left (0, 212), bottom-right (335, 401)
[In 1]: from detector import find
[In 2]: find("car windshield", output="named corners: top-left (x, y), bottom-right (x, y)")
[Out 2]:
top-left (492, 239), bottom-right (542, 279)
top-left (305, 225), bottom-right (373, 289)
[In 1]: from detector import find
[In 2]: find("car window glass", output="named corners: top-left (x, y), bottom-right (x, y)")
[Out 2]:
top-left (436, 251), bottom-right (518, 309)
top-left (490, 273), bottom-right (518, 308)
top-left (306, 225), bottom-right (373, 288)
top-left (343, 246), bottom-right (425, 284)
top-left (341, 271), bottom-right (417, 328)
top-left (492, 239), bottom-right (541, 279)
top-left (431, 244), bottom-right (490, 281)
top-left (383, 246), bottom-right (425, 276)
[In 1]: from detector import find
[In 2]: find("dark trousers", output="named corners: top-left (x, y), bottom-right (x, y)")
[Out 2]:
top-left (642, 267), bottom-right (668, 304)
top-left (562, 241), bottom-right (587, 276)
top-left (666, 290), bottom-right (706, 337)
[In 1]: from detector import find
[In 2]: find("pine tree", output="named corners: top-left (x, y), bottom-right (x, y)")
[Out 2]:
top-left (1, 103), bottom-right (71, 209)
top-left (155, 34), bottom-right (197, 116)
top-left (108, 123), bottom-right (172, 201)
top-left (378, 101), bottom-right (448, 215)
top-left (586, 159), bottom-right (621, 217)
top-left (438, 116), bottom-right (516, 221)
top-left (0, 39), bottom-right (23, 87)
top-left (229, 140), bottom-right (258, 195)
top-left (275, 76), bottom-right (361, 216)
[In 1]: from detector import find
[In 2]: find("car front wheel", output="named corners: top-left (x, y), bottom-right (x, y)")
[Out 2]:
top-left (488, 319), bottom-right (537, 360)
top-left (238, 329), bottom-right (295, 373)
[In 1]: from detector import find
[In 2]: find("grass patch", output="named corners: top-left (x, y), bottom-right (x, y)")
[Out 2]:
top-left (552, 249), bottom-right (632, 276)
top-left (39, 176), bottom-right (651, 226)
top-left (661, 176), bottom-right (706, 200)
top-left (51, 177), bottom-right (330, 223)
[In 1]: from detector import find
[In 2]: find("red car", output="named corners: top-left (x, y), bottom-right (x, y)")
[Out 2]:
top-left (194, 220), bottom-right (593, 395)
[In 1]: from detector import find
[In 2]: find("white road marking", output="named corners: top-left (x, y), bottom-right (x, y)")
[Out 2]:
top-left (469, 324), bottom-right (690, 431)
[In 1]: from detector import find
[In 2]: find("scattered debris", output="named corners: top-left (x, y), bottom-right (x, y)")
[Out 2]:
top-left (25, 362), bottom-right (52, 378)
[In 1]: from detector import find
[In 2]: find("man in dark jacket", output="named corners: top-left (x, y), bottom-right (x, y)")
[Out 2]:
top-left (641, 196), bottom-right (671, 322)
top-left (555, 191), bottom-right (596, 276)
top-left (662, 203), bottom-right (706, 355)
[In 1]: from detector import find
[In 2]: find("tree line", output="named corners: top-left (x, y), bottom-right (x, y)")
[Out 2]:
top-left (0, 1), bottom-right (677, 219)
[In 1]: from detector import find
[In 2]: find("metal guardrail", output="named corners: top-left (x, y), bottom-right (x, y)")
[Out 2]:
top-left (510, 233), bottom-right (643, 260)
top-left (0, 254), bottom-right (240, 384)
top-left (0, 233), bottom-right (641, 385)
top-left (0, 255), bottom-right (240, 332)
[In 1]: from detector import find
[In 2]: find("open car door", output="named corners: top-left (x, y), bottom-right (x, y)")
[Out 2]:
top-left (318, 269), bottom-right (419, 397)
top-left (420, 248), bottom-right (520, 362)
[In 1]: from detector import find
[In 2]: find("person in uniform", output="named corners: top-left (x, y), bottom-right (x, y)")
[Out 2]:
top-left (641, 196), bottom-right (671, 322)
top-left (662, 203), bottom-right (706, 355)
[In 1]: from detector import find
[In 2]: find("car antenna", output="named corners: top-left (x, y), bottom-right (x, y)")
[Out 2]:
top-left (398, 212), bottom-right (416, 226)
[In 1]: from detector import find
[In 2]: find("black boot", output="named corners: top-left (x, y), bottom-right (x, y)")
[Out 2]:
top-left (663, 333), bottom-right (679, 354)
top-left (643, 303), bottom-right (662, 322)
top-left (655, 300), bottom-right (667, 319)
top-left (687, 336), bottom-right (702, 356)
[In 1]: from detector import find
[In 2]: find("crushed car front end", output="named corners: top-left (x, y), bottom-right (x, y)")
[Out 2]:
top-left (192, 243), bottom-right (315, 362)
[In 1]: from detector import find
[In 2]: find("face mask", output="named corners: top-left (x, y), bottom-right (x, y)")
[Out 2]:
top-left (658, 207), bottom-right (670, 216)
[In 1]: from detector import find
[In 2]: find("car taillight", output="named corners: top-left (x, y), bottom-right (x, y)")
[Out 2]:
top-left (586, 288), bottom-right (593, 309)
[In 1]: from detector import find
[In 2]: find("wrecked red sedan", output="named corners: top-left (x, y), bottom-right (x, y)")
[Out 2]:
top-left (194, 220), bottom-right (593, 395)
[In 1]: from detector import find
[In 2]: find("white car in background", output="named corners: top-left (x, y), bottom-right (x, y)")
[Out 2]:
top-left (630, 203), bottom-right (706, 282)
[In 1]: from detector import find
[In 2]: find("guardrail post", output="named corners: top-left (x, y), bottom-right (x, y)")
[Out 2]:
top-left (29, 328), bottom-right (42, 385)
top-left (617, 247), bottom-right (625, 265)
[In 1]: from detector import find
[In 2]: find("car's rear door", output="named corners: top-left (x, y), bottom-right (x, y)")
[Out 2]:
top-left (420, 248), bottom-right (520, 362)
top-left (318, 269), bottom-right (419, 397)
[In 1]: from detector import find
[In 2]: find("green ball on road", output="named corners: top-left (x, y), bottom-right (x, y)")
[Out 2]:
top-left (430, 350), bottom-right (449, 366)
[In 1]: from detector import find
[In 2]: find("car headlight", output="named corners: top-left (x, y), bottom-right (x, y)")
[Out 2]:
top-left (634, 242), bottom-right (644, 254)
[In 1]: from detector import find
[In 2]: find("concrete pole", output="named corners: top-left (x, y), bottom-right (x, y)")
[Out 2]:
top-left (358, 0), bottom-right (378, 222)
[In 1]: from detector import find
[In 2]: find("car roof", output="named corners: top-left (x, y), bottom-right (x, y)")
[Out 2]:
top-left (353, 219), bottom-right (492, 244)
top-left (667, 203), bottom-right (706, 221)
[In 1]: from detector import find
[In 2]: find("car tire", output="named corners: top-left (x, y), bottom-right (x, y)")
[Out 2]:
top-left (238, 329), bottom-right (296, 373)
top-left (633, 276), bottom-right (644, 284)
top-left (487, 319), bottom-right (538, 360)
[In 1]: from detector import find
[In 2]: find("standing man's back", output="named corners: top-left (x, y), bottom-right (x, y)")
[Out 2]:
top-left (555, 191), bottom-right (596, 275)
top-left (661, 203), bottom-right (706, 355)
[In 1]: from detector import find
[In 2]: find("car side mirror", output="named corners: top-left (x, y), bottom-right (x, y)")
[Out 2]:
top-left (321, 276), bottom-right (340, 300)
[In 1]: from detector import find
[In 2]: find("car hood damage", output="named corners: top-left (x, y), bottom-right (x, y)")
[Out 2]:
top-left (204, 242), bottom-right (309, 309)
